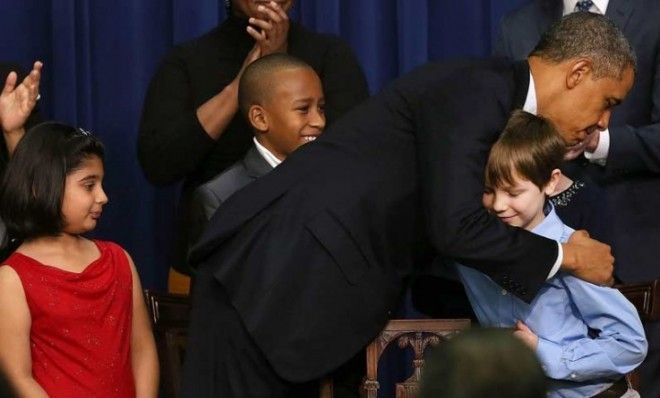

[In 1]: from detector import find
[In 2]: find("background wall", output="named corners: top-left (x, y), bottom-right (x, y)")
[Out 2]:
top-left (0, 0), bottom-right (531, 288)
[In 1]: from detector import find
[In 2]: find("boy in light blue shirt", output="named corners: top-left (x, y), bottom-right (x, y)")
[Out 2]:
top-left (455, 110), bottom-right (647, 398)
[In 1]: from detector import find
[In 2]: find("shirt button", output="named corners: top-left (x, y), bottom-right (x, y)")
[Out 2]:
top-left (501, 289), bottom-right (508, 295)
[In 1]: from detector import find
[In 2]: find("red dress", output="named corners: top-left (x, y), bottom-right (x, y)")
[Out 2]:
top-left (4, 240), bottom-right (135, 398)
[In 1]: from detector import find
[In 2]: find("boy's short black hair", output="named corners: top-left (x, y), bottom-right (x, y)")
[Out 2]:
top-left (485, 110), bottom-right (566, 190)
top-left (237, 53), bottom-right (315, 118)
top-left (0, 122), bottom-right (104, 240)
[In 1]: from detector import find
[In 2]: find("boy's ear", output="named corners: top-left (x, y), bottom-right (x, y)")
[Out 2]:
top-left (248, 105), bottom-right (268, 133)
top-left (544, 169), bottom-right (563, 196)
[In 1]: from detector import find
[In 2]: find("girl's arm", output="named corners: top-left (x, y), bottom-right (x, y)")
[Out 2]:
top-left (125, 254), bottom-right (159, 398)
top-left (0, 266), bottom-right (48, 397)
top-left (535, 275), bottom-right (647, 381)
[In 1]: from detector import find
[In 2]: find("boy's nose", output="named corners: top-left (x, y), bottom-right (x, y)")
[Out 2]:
top-left (310, 110), bottom-right (326, 130)
top-left (491, 194), bottom-right (508, 212)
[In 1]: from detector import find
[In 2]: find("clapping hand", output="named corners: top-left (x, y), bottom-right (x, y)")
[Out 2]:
top-left (246, 1), bottom-right (290, 56)
top-left (0, 61), bottom-right (42, 134)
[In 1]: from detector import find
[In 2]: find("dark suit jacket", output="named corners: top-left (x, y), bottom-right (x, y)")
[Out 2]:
top-left (494, 0), bottom-right (660, 283)
top-left (186, 146), bottom-right (272, 264)
top-left (186, 59), bottom-right (559, 383)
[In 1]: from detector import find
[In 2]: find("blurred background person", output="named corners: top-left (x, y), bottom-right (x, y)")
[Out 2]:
top-left (418, 328), bottom-right (547, 398)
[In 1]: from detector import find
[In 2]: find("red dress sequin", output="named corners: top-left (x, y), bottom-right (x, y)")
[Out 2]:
top-left (4, 240), bottom-right (135, 398)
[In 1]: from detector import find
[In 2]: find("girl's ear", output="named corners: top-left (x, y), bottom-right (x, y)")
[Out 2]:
top-left (248, 105), bottom-right (268, 133)
top-left (543, 169), bottom-right (562, 196)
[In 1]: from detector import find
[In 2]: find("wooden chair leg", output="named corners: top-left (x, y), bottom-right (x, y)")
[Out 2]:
top-left (319, 377), bottom-right (334, 398)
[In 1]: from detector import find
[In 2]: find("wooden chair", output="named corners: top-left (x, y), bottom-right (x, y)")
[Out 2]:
top-left (144, 290), bottom-right (192, 398)
top-left (616, 279), bottom-right (660, 322)
top-left (616, 279), bottom-right (660, 390)
top-left (361, 319), bottom-right (470, 398)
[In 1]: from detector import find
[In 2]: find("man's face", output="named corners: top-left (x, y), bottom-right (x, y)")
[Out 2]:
top-left (482, 173), bottom-right (550, 231)
top-left (231, 0), bottom-right (294, 18)
top-left (541, 66), bottom-right (634, 147)
top-left (256, 67), bottom-right (325, 160)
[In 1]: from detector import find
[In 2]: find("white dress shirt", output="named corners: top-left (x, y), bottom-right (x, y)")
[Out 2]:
top-left (253, 137), bottom-right (282, 168)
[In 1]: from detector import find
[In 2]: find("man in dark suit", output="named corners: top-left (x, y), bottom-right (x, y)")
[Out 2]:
top-left (495, 2), bottom-right (660, 396)
top-left (181, 13), bottom-right (627, 397)
top-left (186, 54), bottom-right (325, 263)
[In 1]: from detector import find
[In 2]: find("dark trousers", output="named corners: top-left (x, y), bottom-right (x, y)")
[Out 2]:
top-left (181, 267), bottom-right (318, 397)
top-left (181, 267), bottom-right (362, 398)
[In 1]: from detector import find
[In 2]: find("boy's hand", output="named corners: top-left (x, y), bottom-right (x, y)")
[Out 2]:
top-left (513, 320), bottom-right (538, 350)
top-left (561, 230), bottom-right (614, 286)
top-left (246, 1), bottom-right (289, 56)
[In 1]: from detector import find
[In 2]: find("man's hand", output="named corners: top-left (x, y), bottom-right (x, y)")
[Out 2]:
top-left (246, 1), bottom-right (290, 56)
top-left (561, 230), bottom-right (614, 286)
top-left (0, 61), bottom-right (42, 134)
top-left (513, 320), bottom-right (538, 350)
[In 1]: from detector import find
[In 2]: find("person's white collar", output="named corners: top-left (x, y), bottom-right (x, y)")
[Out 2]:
top-left (562, 0), bottom-right (609, 15)
top-left (253, 137), bottom-right (282, 168)
top-left (522, 71), bottom-right (537, 115)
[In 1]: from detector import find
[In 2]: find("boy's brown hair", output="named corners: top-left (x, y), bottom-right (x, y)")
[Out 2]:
top-left (485, 110), bottom-right (566, 190)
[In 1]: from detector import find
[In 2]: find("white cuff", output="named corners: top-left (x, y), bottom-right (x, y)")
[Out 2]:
top-left (584, 129), bottom-right (610, 165)
top-left (547, 242), bottom-right (562, 280)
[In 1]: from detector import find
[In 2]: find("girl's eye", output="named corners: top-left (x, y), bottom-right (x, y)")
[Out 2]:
top-left (296, 106), bottom-right (309, 114)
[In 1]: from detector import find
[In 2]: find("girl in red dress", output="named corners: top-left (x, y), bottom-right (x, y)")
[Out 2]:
top-left (0, 122), bottom-right (158, 397)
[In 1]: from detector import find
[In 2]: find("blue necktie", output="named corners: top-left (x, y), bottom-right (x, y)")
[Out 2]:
top-left (575, 0), bottom-right (594, 12)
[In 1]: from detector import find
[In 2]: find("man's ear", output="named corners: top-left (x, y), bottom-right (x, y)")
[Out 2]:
top-left (566, 58), bottom-right (593, 89)
top-left (544, 168), bottom-right (563, 196)
top-left (248, 105), bottom-right (268, 132)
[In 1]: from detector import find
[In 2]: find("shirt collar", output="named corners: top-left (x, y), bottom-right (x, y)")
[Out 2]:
top-left (563, 0), bottom-right (609, 15)
top-left (522, 71), bottom-right (537, 115)
top-left (532, 204), bottom-right (572, 242)
top-left (253, 137), bottom-right (282, 168)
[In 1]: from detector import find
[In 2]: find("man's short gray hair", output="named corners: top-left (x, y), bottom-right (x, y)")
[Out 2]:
top-left (530, 12), bottom-right (636, 79)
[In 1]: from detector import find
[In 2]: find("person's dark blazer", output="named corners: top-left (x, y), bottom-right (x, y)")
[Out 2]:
top-left (184, 59), bottom-right (559, 385)
top-left (494, 0), bottom-right (660, 284)
top-left (186, 146), bottom-right (273, 260)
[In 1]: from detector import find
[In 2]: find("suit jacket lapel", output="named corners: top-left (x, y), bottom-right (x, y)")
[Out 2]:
top-left (243, 146), bottom-right (274, 179)
top-left (605, 0), bottom-right (634, 32)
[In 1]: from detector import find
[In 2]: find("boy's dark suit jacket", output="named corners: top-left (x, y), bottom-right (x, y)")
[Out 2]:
top-left (494, 0), bottom-right (660, 284)
top-left (186, 146), bottom-right (273, 258)
top-left (186, 59), bottom-right (559, 383)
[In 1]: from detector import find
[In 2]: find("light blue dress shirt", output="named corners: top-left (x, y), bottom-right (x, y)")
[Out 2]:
top-left (456, 206), bottom-right (647, 397)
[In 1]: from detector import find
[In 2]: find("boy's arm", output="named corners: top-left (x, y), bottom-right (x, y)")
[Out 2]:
top-left (0, 266), bottom-right (48, 397)
top-left (535, 275), bottom-right (647, 381)
top-left (125, 253), bottom-right (159, 398)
